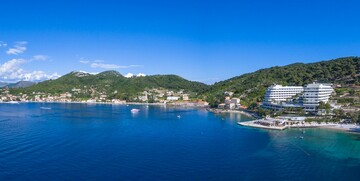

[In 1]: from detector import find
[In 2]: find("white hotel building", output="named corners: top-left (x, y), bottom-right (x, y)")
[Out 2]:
top-left (303, 83), bottom-right (334, 112)
top-left (264, 85), bottom-right (304, 104)
top-left (262, 83), bottom-right (334, 112)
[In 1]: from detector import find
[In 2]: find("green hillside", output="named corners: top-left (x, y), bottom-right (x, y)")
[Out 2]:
top-left (10, 71), bottom-right (209, 101)
top-left (203, 57), bottom-right (360, 107)
top-left (7, 57), bottom-right (360, 105)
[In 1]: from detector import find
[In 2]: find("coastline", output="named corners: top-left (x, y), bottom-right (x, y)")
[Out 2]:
top-left (3, 101), bottom-right (359, 133)
top-left (207, 108), bottom-right (261, 119)
top-left (0, 100), bottom-right (209, 108)
top-left (319, 124), bottom-right (360, 133)
top-left (237, 119), bottom-right (360, 133)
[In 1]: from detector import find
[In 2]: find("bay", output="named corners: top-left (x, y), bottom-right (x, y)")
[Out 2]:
top-left (0, 103), bottom-right (359, 180)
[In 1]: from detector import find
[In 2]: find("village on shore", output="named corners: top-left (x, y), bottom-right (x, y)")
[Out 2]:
top-left (0, 88), bottom-right (210, 107)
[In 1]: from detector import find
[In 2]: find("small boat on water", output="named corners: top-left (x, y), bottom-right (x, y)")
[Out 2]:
top-left (177, 115), bottom-right (181, 118)
top-left (40, 107), bottom-right (52, 110)
top-left (7, 101), bottom-right (19, 104)
top-left (131, 108), bottom-right (140, 113)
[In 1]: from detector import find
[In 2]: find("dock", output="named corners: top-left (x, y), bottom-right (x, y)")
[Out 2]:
top-left (237, 119), bottom-right (355, 131)
top-left (237, 120), bottom-right (288, 130)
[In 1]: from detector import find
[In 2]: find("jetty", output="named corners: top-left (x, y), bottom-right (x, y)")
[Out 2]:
top-left (238, 119), bottom-right (288, 130)
top-left (238, 118), bottom-right (360, 133)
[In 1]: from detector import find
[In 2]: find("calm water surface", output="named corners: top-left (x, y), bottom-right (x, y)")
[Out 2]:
top-left (0, 103), bottom-right (359, 180)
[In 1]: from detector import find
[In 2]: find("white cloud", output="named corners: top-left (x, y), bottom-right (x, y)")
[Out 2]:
top-left (90, 63), bottom-right (142, 69)
top-left (124, 73), bottom-right (146, 78)
top-left (0, 41), bottom-right (7, 47)
top-left (80, 58), bottom-right (143, 69)
top-left (137, 73), bottom-right (146, 77)
top-left (80, 60), bottom-right (90, 64)
top-left (76, 70), bottom-right (99, 75)
top-left (0, 58), bottom-right (60, 82)
top-left (18, 71), bottom-right (60, 81)
top-left (124, 73), bottom-right (134, 78)
top-left (6, 41), bottom-right (27, 55)
top-left (90, 63), bottom-right (122, 69)
top-left (0, 59), bottom-right (26, 75)
top-left (32, 55), bottom-right (49, 61)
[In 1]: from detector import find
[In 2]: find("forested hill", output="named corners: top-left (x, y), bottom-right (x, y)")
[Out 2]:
top-left (203, 57), bottom-right (360, 107)
top-left (10, 70), bottom-right (209, 100)
top-left (7, 57), bottom-right (360, 104)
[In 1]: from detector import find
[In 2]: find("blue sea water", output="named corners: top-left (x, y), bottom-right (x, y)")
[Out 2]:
top-left (0, 103), bottom-right (360, 180)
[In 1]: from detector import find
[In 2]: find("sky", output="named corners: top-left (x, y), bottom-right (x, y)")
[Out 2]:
top-left (0, 0), bottom-right (359, 84)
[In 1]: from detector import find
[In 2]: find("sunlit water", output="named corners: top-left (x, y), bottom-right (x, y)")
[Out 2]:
top-left (0, 103), bottom-right (359, 180)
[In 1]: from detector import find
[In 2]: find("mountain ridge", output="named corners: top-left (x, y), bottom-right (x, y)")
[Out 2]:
top-left (0, 81), bottom-right (36, 88)
top-left (9, 72), bottom-right (209, 101)
top-left (5, 57), bottom-right (360, 105)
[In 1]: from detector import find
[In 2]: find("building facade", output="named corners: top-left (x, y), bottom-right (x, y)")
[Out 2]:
top-left (303, 83), bottom-right (334, 112)
top-left (262, 83), bottom-right (334, 112)
top-left (264, 85), bottom-right (304, 104)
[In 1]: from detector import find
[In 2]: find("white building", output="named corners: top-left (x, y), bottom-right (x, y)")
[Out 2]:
top-left (222, 97), bottom-right (241, 110)
top-left (264, 85), bottom-right (304, 104)
top-left (230, 98), bottom-right (240, 104)
top-left (167, 96), bottom-right (180, 101)
top-left (262, 83), bottom-right (334, 112)
top-left (303, 83), bottom-right (334, 112)
top-left (182, 94), bottom-right (189, 101)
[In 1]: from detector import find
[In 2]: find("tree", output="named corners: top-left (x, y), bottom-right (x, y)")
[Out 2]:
top-left (248, 102), bottom-right (259, 110)
top-left (349, 89), bottom-right (355, 96)
top-left (318, 101), bottom-right (331, 114)
top-left (333, 109), bottom-right (346, 119)
top-left (350, 113), bottom-right (360, 124)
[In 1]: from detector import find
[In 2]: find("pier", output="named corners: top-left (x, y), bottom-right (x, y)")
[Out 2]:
top-left (238, 120), bottom-right (288, 130)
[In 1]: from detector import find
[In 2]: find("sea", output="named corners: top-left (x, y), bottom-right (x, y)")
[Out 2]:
top-left (0, 103), bottom-right (359, 180)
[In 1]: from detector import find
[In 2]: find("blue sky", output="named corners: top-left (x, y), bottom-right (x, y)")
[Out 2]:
top-left (0, 0), bottom-right (359, 84)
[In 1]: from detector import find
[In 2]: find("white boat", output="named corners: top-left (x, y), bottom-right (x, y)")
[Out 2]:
top-left (131, 108), bottom-right (140, 113)
top-left (177, 115), bottom-right (181, 118)
top-left (40, 107), bottom-right (52, 110)
top-left (7, 101), bottom-right (19, 104)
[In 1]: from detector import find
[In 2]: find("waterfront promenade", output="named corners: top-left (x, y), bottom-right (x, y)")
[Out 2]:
top-left (238, 119), bottom-right (360, 133)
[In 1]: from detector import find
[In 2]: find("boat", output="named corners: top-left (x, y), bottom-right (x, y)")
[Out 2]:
top-left (7, 101), bottom-right (19, 104)
top-left (131, 108), bottom-right (140, 113)
top-left (40, 107), bottom-right (52, 110)
top-left (177, 115), bottom-right (181, 118)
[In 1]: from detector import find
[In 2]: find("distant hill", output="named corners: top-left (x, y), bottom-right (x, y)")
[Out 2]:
top-left (0, 82), bottom-right (8, 87)
top-left (203, 57), bottom-right (360, 107)
top-left (0, 81), bottom-right (36, 88)
top-left (10, 70), bottom-right (209, 101)
top-left (6, 81), bottom-right (36, 88)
